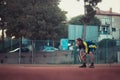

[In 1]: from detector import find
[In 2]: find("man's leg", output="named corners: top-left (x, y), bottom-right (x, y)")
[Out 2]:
top-left (89, 51), bottom-right (94, 68)
top-left (79, 49), bottom-right (86, 68)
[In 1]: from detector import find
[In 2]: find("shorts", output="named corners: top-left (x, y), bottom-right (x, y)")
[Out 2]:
top-left (79, 48), bottom-right (86, 55)
top-left (88, 48), bottom-right (96, 54)
top-left (80, 48), bottom-right (86, 53)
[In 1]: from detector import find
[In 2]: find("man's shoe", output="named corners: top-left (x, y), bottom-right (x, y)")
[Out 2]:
top-left (89, 65), bottom-right (94, 68)
top-left (79, 65), bottom-right (86, 68)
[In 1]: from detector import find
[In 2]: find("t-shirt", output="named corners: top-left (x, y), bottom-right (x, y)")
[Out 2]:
top-left (79, 41), bottom-right (97, 53)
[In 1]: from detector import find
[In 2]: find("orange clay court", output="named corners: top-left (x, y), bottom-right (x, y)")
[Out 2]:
top-left (0, 64), bottom-right (120, 80)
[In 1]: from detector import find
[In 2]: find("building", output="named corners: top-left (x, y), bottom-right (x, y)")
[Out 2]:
top-left (96, 8), bottom-right (120, 41)
top-left (68, 25), bottom-right (98, 41)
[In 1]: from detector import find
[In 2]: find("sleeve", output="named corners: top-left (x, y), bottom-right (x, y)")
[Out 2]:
top-left (83, 41), bottom-right (88, 54)
top-left (89, 45), bottom-right (97, 49)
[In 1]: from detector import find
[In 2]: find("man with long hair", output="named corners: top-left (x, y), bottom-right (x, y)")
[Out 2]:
top-left (76, 38), bottom-right (96, 68)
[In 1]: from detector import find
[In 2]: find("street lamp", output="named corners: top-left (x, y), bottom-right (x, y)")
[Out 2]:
top-left (77, 0), bottom-right (87, 40)
top-left (82, 0), bottom-right (87, 41)
top-left (78, 0), bottom-right (98, 40)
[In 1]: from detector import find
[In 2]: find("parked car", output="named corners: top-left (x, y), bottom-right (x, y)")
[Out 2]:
top-left (42, 46), bottom-right (58, 52)
top-left (9, 47), bottom-right (30, 53)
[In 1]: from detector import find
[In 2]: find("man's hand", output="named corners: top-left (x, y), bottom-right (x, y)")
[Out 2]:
top-left (82, 53), bottom-right (87, 58)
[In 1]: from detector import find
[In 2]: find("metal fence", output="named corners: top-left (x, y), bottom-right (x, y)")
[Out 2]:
top-left (0, 39), bottom-right (120, 64)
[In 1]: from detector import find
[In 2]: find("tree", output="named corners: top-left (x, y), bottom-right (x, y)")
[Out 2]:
top-left (79, 0), bottom-right (102, 23)
top-left (83, 0), bottom-right (101, 24)
top-left (0, 0), bottom-right (8, 52)
top-left (69, 15), bottom-right (101, 26)
top-left (77, 0), bottom-right (102, 40)
top-left (98, 39), bottom-right (116, 48)
top-left (4, 0), bottom-right (66, 40)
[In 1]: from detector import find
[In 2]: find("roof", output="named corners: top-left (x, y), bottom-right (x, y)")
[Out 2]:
top-left (96, 8), bottom-right (120, 16)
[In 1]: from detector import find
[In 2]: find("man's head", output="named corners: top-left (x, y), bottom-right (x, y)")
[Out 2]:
top-left (76, 38), bottom-right (83, 46)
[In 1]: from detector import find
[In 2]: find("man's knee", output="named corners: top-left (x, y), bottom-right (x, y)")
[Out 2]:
top-left (89, 51), bottom-right (94, 57)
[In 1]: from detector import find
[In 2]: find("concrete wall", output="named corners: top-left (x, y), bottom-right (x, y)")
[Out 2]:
top-left (0, 51), bottom-right (74, 64)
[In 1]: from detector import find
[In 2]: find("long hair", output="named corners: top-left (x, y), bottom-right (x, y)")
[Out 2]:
top-left (76, 38), bottom-right (82, 42)
top-left (76, 38), bottom-right (85, 49)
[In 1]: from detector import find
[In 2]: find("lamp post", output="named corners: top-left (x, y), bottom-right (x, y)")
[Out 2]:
top-left (119, 29), bottom-right (120, 40)
top-left (82, 0), bottom-right (87, 41)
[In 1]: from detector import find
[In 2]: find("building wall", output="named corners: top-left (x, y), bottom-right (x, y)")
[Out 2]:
top-left (96, 14), bottom-right (120, 40)
top-left (68, 25), bottom-right (98, 41)
top-left (112, 16), bottom-right (120, 39)
top-left (0, 51), bottom-right (73, 64)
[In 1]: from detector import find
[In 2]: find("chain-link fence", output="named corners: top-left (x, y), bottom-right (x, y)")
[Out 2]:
top-left (0, 39), bottom-right (120, 64)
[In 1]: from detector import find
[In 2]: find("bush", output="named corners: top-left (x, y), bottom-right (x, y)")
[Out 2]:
top-left (98, 39), bottom-right (116, 48)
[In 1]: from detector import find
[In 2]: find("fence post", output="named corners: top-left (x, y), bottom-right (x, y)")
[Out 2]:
top-left (31, 40), bottom-right (34, 64)
top-left (105, 40), bottom-right (109, 63)
top-left (18, 39), bottom-right (22, 64)
top-left (73, 42), bottom-right (77, 64)
top-left (117, 51), bottom-right (120, 63)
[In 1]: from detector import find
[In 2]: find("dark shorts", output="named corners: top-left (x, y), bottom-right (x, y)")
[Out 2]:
top-left (80, 48), bottom-right (86, 53)
top-left (88, 48), bottom-right (96, 54)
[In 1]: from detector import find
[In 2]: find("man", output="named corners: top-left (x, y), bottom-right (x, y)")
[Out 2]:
top-left (76, 38), bottom-right (97, 68)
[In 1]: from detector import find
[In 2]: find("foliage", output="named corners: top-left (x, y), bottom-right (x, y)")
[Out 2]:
top-left (1, 0), bottom-right (67, 40)
top-left (84, 0), bottom-right (102, 6)
top-left (98, 39), bottom-right (116, 48)
top-left (77, 0), bottom-right (102, 23)
top-left (69, 15), bottom-right (101, 26)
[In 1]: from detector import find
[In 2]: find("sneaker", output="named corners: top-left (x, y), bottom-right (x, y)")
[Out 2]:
top-left (89, 65), bottom-right (94, 68)
top-left (79, 65), bottom-right (86, 68)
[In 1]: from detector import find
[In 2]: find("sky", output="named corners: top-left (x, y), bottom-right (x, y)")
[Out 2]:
top-left (59, 0), bottom-right (120, 20)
